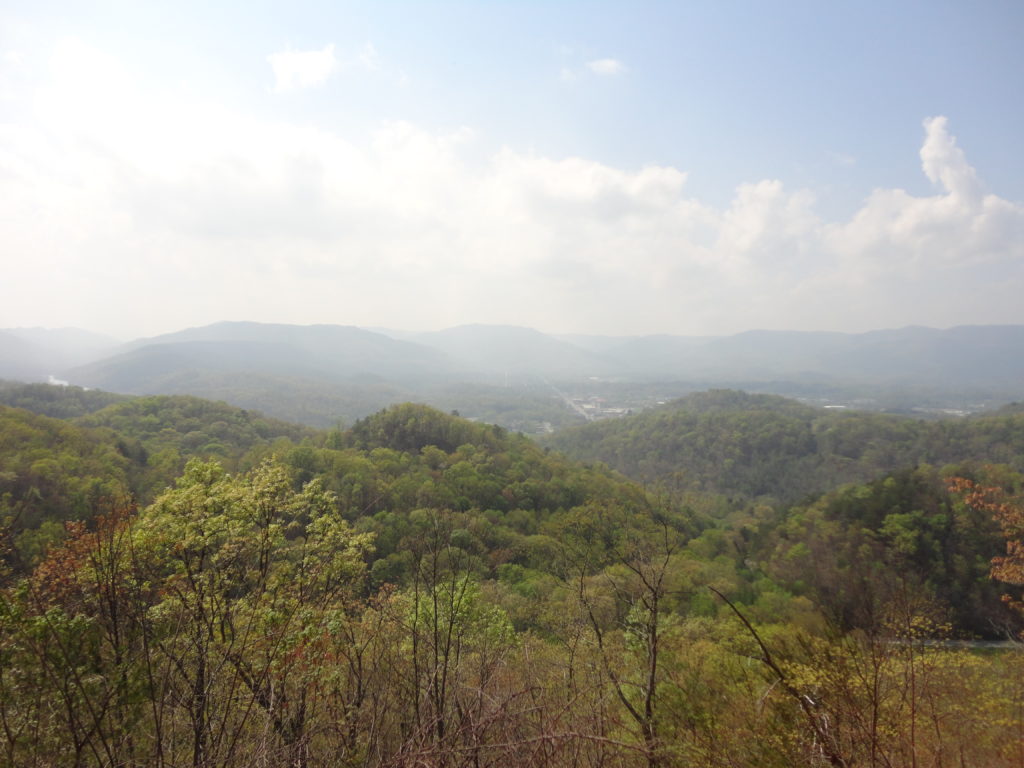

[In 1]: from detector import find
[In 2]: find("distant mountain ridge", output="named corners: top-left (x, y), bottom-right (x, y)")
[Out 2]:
top-left (3, 321), bottom-right (1024, 427)
top-left (73, 322), bottom-right (455, 387)
top-left (600, 325), bottom-right (1024, 384)
top-left (6, 320), bottom-right (1024, 387)
top-left (377, 323), bottom-right (1024, 385)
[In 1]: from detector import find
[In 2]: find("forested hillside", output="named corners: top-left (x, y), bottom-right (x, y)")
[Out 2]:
top-left (757, 464), bottom-right (1010, 634)
top-left (0, 393), bottom-right (316, 567)
top-left (0, 406), bottom-right (133, 565)
top-left (0, 380), bottom-right (130, 418)
top-left (546, 389), bottom-right (1024, 503)
top-left (1, 396), bottom-right (1022, 766)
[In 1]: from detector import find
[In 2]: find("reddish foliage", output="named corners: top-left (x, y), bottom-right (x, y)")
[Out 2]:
top-left (948, 475), bottom-right (1024, 627)
top-left (29, 504), bottom-right (136, 612)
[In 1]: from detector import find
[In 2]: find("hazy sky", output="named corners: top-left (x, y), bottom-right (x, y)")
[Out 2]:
top-left (2, 1), bottom-right (1023, 339)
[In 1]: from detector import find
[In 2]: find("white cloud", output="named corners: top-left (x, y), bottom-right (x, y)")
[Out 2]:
top-left (920, 115), bottom-right (979, 200)
top-left (586, 58), bottom-right (625, 76)
top-left (0, 44), bottom-right (1021, 339)
top-left (267, 44), bottom-right (338, 92)
top-left (823, 117), bottom-right (1023, 278)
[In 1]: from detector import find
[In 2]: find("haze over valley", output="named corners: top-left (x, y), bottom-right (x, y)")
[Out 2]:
top-left (4, 320), bottom-right (1024, 430)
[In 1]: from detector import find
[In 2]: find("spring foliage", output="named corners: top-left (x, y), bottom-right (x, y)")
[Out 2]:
top-left (1, 399), bottom-right (1023, 765)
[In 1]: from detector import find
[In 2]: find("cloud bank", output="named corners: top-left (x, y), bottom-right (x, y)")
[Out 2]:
top-left (1, 42), bottom-right (1022, 338)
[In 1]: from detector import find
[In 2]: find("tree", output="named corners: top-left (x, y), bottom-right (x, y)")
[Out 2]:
top-left (555, 503), bottom-right (689, 768)
top-left (137, 457), bottom-right (374, 766)
top-left (949, 472), bottom-right (1024, 633)
top-left (384, 508), bottom-right (518, 765)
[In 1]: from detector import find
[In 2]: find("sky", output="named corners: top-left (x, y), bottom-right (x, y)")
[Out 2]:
top-left (1, 0), bottom-right (1023, 340)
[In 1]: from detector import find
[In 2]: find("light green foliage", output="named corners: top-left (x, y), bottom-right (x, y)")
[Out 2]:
top-left (78, 394), bottom-right (314, 476)
top-left (0, 405), bottom-right (133, 566)
top-left (1, 456), bottom-right (373, 766)
top-left (139, 456), bottom-right (373, 661)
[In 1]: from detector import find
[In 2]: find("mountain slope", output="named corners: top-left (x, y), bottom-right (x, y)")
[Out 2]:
top-left (0, 381), bottom-right (129, 419)
top-left (608, 325), bottom-right (1024, 385)
top-left (545, 389), bottom-right (1024, 503)
top-left (64, 323), bottom-right (459, 406)
top-left (88, 322), bottom-right (454, 382)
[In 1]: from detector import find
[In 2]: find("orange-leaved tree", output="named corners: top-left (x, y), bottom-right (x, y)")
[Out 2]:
top-left (948, 472), bottom-right (1024, 630)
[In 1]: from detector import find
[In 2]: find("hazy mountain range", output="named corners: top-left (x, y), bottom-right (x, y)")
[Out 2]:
top-left (2, 321), bottom-right (1024, 427)
top-left (5, 321), bottom-right (1024, 384)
